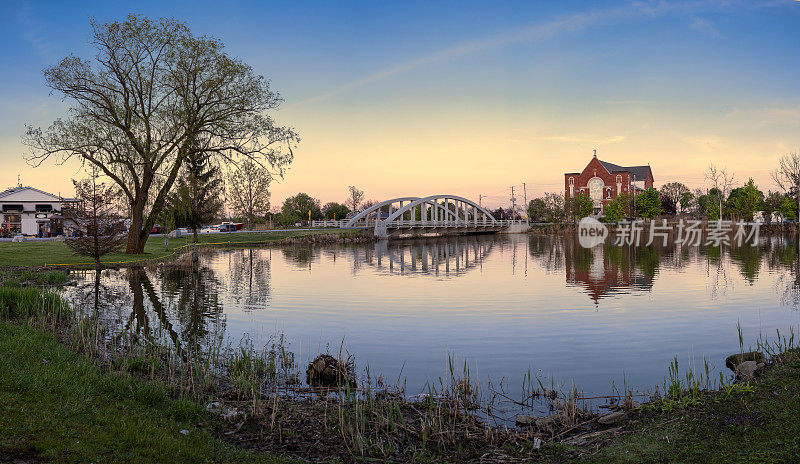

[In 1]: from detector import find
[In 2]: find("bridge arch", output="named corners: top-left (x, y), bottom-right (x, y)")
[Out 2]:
top-left (343, 197), bottom-right (420, 228)
top-left (384, 195), bottom-right (498, 225)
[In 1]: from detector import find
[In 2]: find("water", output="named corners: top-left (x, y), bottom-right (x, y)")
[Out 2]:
top-left (69, 233), bottom-right (800, 411)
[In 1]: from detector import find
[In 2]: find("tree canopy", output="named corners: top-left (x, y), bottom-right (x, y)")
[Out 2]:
top-left (659, 182), bottom-right (690, 212)
top-left (24, 15), bottom-right (297, 253)
top-left (570, 193), bottom-right (593, 220)
top-left (281, 193), bottom-right (322, 223)
top-left (726, 178), bottom-right (764, 221)
top-left (226, 159), bottom-right (271, 230)
top-left (635, 188), bottom-right (662, 219)
top-left (603, 194), bottom-right (631, 223)
top-left (322, 202), bottom-right (350, 220)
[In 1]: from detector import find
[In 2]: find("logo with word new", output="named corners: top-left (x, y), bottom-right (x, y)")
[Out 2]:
top-left (578, 217), bottom-right (608, 248)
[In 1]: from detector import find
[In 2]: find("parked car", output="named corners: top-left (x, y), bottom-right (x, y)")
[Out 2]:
top-left (200, 226), bottom-right (219, 234)
top-left (219, 223), bottom-right (237, 232)
top-left (150, 225), bottom-right (163, 234)
top-left (176, 227), bottom-right (191, 235)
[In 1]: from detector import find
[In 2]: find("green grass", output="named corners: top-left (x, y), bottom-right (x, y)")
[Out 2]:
top-left (0, 322), bottom-right (298, 464)
top-left (0, 285), bottom-right (70, 319)
top-left (585, 352), bottom-right (800, 464)
top-left (0, 269), bottom-right (71, 287)
top-left (0, 229), bottom-right (362, 267)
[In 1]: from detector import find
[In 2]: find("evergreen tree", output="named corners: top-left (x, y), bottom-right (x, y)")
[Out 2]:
top-left (164, 145), bottom-right (223, 244)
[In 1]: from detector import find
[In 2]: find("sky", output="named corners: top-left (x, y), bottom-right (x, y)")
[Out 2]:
top-left (0, 0), bottom-right (799, 210)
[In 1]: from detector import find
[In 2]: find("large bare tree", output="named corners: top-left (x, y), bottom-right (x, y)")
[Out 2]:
top-left (347, 185), bottom-right (364, 212)
top-left (226, 159), bottom-right (271, 230)
top-left (24, 15), bottom-right (297, 253)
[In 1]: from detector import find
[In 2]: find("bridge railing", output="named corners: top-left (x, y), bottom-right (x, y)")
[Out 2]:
top-left (334, 218), bottom-right (529, 228)
top-left (310, 220), bottom-right (350, 228)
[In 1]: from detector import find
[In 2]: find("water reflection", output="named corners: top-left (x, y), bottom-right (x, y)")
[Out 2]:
top-left (66, 233), bottom-right (800, 402)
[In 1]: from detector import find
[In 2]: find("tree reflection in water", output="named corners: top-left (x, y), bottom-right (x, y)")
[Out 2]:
top-left (224, 247), bottom-right (271, 311)
top-left (524, 233), bottom-right (800, 307)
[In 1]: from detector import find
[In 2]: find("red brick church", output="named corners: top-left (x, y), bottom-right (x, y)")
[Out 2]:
top-left (564, 151), bottom-right (654, 215)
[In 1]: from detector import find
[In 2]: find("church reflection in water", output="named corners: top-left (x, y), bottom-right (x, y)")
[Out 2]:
top-left (564, 239), bottom-right (656, 304)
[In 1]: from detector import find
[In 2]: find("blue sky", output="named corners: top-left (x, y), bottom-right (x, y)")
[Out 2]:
top-left (1, 0), bottom-right (799, 207)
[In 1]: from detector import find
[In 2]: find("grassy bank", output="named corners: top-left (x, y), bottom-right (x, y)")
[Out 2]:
top-left (2, 279), bottom-right (800, 463)
top-left (588, 349), bottom-right (800, 464)
top-left (0, 229), bottom-right (365, 268)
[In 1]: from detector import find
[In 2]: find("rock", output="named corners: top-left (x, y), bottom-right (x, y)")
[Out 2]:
top-left (305, 354), bottom-right (357, 394)
top-left (726, 351), bottom-right (765, 371)
top-left (515, 415), bottom-right (535, 427)
top-left (11, 235), bottom-right (25, 242)
top-left (205, 401), bottom-right (221, 412)
top-left (756, 362), bottom-right (766, 371)
top-left (735, 361), bottom-right (758, 381)
top-left (598, 411), bottom-right (628, 426)
top-left (535, 414), bottom-right (560, 430)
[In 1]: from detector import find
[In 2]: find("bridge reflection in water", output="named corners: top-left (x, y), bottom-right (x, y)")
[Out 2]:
top-left (365, 236), bottom-right (495, 276)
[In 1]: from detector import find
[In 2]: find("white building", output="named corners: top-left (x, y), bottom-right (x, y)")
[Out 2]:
top-left (0, 186), bottom-right (80, 236)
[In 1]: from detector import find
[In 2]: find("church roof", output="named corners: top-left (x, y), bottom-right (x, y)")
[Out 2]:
top-left (598, 160), bottom-right (652, 180)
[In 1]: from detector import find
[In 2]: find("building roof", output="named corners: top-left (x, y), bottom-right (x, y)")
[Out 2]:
top-left (598, 160), bottom-right (652, 180)
top-left (0, 186), bottom-right (77, 202)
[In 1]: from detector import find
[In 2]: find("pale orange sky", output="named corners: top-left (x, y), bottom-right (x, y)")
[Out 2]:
top-left (1, 1), bottom-right (798, 210)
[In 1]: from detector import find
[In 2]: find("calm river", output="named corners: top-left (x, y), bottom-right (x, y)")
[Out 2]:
top-left (69, 233), bottom-right (800, 411)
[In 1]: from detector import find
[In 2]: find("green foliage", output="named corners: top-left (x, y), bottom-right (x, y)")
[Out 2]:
top-left (0, 286), bottom-right (70, 320)
top-left (226, 160), bottom-right (272, 230)
top-left (282, 193), bottom-right (322, 221)
top-left (322, 202), bottom-right (350, 220)
top-left (680, 190), bottom-right (695, 214)
top-left (570, 193), bottom-right (594, 220)
top-left (603, 194), bottom-right (631, 223)
top-left (660, 182), bottom-right (690, 211)
top-left (763, 191), bottom-right (783, 224)
top-left (24, 14), bottom-right (297, 253)
top-left (727, 178), bottom-right (764, 221)
top-left (521, 193), bottom-right (567, 223)
top-left (635, 187), bottom-right (662, 219)
top-left (697, 194), bottom-right (709, 217)
top-left (527, 198), bottom-right (547, 222)
top-left (163, 146), bottom-right (223, 235)
top-left (0, 323), bottom-right (293, 463)
top-left (780, 194), bottom-right (798, 221)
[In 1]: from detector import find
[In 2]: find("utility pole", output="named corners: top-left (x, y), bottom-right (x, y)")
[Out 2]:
top-left (522, 182), bottom-right (528, 218)
top-left (510, 186), bottom-right (516, 219)
top-left (479, 194), bottom-right (483, 208)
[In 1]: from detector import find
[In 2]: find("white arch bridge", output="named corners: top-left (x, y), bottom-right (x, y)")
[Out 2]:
top-left (315, 195), bottom-right (529, 239)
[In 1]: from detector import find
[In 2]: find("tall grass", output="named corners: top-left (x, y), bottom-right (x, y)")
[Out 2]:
top-left (0, 285), bottom-right (70, 320)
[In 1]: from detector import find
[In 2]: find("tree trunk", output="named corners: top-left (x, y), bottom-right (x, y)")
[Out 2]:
top-left (192, 227), bottom-right (199, 264)
top-left (125, 207), bottom-right (145, 254)
top-left (125, 200), bottom-right (152, 254)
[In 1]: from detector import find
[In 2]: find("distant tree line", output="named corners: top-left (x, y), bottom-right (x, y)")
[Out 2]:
top-left (526, 159), bottom-right (800, 225)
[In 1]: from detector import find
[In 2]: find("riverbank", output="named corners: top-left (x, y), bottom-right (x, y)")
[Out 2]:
top-left (0, 229), bottom-right (372, 268)
top-left (2, 279), bottom-right (799, 463)
top-left (0, 322), bottom-right (298, 464)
